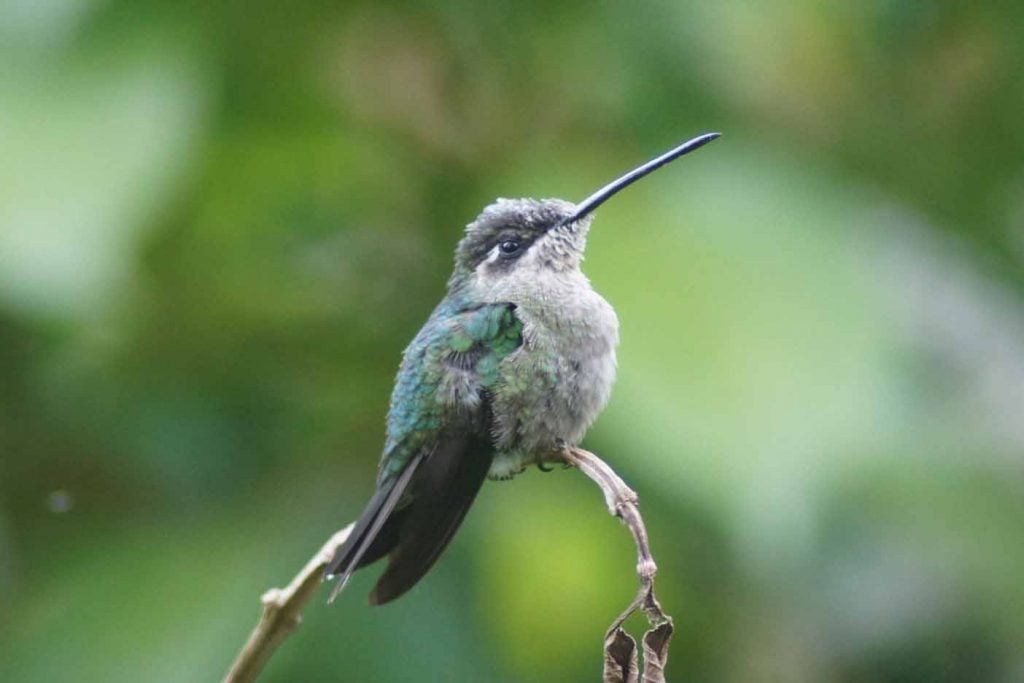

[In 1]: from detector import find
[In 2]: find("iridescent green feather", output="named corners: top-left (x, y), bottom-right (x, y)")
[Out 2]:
top-left (378, 301), bottom-right (522, 481)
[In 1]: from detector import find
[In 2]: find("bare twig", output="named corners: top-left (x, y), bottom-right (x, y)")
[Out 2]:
top-left (556, 446), bottom-right (673, 683)
top-left (226, 447), bottom-right (671, 683)
top-left (224, 524), bottom-right (354, 683)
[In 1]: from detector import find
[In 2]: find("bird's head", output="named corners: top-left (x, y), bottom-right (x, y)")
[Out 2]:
top-left (446, 132), bottom-right (721, 296)
top-left (449, 197), bottom-right (589, 291)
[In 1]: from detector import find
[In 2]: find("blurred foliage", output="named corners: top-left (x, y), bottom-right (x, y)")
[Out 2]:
top-left (2, 1), bottom-right (1024, 681)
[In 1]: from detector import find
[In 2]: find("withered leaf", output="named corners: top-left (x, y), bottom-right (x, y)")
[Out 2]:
top-left (641, 621), bottom-right (674, 683)
top-left (604, 627), bottom-right (639, 683)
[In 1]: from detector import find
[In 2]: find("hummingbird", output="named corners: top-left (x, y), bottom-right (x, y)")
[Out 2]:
top-left (326, 133), bottom-right (720, 605)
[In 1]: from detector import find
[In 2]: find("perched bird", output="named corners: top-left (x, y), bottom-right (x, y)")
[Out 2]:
top-left (326, 133), bottom-right (720, 605)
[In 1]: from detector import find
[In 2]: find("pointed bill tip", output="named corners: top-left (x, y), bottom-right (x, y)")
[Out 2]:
top-left (668, 131), bottom-right (721, 158)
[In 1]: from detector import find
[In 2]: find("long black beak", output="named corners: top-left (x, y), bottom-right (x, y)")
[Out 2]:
top-left (558, 132), bottom-right (720, 227)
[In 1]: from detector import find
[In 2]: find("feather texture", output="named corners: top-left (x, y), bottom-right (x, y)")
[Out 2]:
top-left (369, 429), bottom-right (493, 604)
top-left (326, 301), bottom-right (522, 603)
top-left (326, 452), bottom-right (423, 602)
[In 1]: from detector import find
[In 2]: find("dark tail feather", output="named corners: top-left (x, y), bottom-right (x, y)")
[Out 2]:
top-left (325, 453), bottom-right (423, 603)
top-left (369, 433), bottom-right (493, 605)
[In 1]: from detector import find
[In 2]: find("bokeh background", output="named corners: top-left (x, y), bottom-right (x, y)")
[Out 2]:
top-left (2, 2), bottom-right (1024, 681)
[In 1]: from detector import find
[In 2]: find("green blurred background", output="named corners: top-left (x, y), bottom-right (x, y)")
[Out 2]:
top-left (2, 1), bottom-right (1024, 681)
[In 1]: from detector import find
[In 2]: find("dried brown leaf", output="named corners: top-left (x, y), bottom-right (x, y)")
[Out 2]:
top-left (604, 627), bottom-right (639, 683)
top-left (641, 621), bottom-right (674, 683)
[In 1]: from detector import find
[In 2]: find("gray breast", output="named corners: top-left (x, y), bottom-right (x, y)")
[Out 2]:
top-left (487, 275), bottom-right (618, 478)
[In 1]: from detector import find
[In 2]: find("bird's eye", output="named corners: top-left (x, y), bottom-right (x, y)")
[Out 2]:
top-left (499, 240), bottom-right (520, 255)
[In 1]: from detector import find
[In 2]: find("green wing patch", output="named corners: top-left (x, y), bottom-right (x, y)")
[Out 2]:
top-left (378, 303), bottom-right (522, 481)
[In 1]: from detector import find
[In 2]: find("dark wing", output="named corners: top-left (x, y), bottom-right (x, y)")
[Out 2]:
top-left (326, 302), bottom-right (523, 604)
top-left (368, 426), bottom-right (493, 604)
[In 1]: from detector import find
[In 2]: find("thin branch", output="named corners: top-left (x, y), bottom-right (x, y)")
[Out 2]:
top-left (555, 446), bottom-right (673, 683)
top-left (224, 524), bottom-right (354, 683)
